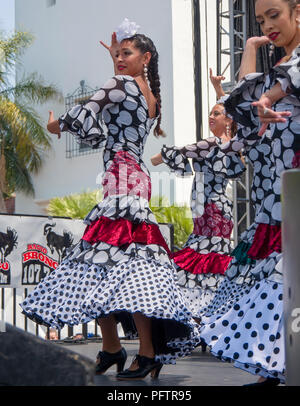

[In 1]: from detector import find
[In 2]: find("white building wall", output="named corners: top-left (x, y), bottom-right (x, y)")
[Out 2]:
top-left (14, 0), bottom-right (220, 213)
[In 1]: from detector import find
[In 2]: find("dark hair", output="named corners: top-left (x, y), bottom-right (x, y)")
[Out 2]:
top-left (256, 0), bottom-right (300, 13)
top-left (123, 34), bottom-right (164, 137)
top-left (216, 103), bottom-right (238, 138)
top-left (284, 0), bottom-right (300, 15)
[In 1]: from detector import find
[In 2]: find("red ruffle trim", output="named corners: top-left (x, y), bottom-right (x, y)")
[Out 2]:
top-left (82, 216), bottom-right (171, 255)
top-left (247, 223), bottom-right (281, 260)
top-left (172, 247), bottom-right (232, 275)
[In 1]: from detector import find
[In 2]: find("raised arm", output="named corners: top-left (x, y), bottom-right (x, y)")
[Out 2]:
top-left (238, 36), bottom-right (270, 80)
top-left (209, 68), bottom-right (225, 99)
top-left (151, 138), bottom-right (218, 167)
top-left (47, 76), bottom-right (126, 150)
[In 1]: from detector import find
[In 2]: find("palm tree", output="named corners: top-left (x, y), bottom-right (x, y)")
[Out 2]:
top-left (0, 30), bottom-right (62, 212)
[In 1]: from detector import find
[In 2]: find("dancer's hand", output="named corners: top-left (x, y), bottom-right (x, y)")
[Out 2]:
top-left (151, 153), bottom-right (163, 166)
top-left (209, 68), bottom-right (225, 88)
top-left (47, 111), bottom-right (61, 139)
top-left (100, 32), bottom-right (120, 60)
top-left (245, 36), bottom-right (270, 50)
top-left (209, 68), bottom-right (225, 98)
top-left (252, 95), bottom-right (291, 136)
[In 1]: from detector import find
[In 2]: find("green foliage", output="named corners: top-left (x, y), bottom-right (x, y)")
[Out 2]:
top-left (47, 191), bottom-right (193, 249)
top-left (47, 190), bottom-right (102, 219)
top-left (150, 197), bottom-right (193, 249)
top-left (0, 30), bottom-right (62, 203)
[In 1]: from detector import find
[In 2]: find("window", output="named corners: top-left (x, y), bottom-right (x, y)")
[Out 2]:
top-left (64, 81), bottom-right (101, 158)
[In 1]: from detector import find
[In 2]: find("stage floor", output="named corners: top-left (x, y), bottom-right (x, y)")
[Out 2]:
top-left (57, 339), bottom-right (261, 387)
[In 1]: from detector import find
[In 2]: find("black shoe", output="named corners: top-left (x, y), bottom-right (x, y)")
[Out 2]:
top-left (116, 354), bottom-right (163, 380)
top-left (95, 347), bottom-right (127, 375)
top-left (201, 342), bottom-right (207, 352)
top-left (244, 377), bottom-right (280, 387)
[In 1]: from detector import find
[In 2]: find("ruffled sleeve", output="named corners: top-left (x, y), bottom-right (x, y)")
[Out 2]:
top-left (161, 137), bottom-right (218, 176)
top-left (178, 137), bottom-right (219, 159)
top-left (273, 46), bottom-right (300, 96)
top-left (160, 145), bottom-right (193, 176)
top-left (224, 73), bottom-right (266, 137)
top-left (59, 75), bottom-right (127, 149)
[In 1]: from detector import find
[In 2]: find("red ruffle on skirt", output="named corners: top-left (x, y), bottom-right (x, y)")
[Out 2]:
top-left (172, 247), bottom-right (232, 275)
top-left (82, 216), bottom-right (171, 255)
top-left (247, 223), bottom-right (281, 260)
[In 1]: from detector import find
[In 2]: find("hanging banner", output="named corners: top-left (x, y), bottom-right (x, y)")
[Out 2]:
top-left (0, 214), bottom-right (173, 288)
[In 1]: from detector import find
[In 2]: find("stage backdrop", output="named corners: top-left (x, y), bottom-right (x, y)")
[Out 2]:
top-left (0, 215), bottom-right (173, 288)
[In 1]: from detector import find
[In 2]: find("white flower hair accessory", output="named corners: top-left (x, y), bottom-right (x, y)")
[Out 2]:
top-left (116, 18), bottom-right (140, 42)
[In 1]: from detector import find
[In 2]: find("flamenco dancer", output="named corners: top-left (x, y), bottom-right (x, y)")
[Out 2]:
top-left (20, 20), bottom-right (202, 380)
top-left (150, 67), bottom-right (272, 328)
top-left (151, 83), bottom-right (245, 322)
top-left (199, 0), bottom-right (300, 386)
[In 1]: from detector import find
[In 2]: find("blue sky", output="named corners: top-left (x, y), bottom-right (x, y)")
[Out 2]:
top-left (0, 0), bottom-right (15, 32)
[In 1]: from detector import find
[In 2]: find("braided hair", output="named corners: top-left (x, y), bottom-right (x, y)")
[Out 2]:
top-left (122, 34), bottom-right (164, 137)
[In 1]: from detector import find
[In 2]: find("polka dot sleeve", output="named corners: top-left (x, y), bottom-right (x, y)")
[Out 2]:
top-left (224, 72), bottom-right (265, 137)
top-left (274, 46), bottom-right (300, 96)
top-left (202, 135), bottom-right (246, 179)
top-left (58, 76), bottom-right (126, 149)
top-left (213, 130), bottom-right (260, 157)
top-left (161, 145), bottom-right (193, 177)
top-left (179, 137), bottom-right (219, 159)
top-left (205, 148), bottom-right (245, 179)
top-left (161, 138), bottom-right (220, 176)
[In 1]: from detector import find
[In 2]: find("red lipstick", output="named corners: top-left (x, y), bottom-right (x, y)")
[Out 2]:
top-left (268, 32), bottom-right (279, 41)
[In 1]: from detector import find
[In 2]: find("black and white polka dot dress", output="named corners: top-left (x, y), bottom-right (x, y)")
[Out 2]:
top-left (200, 49), bottom-right (300, 383)
top-left (194, 130), bottom-right (271, 324)
top-left (20, 75), bottom-right (202, 364)
top-left (161, 137), bottom-right (245, 317)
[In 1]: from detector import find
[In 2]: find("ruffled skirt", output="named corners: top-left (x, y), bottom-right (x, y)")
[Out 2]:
top-left (173, 234), bottom-right (233, 318)
top-left (199, 279), bottom-right (285, 382)
top-left (198, 221), bottom-right (284, 380)
top-left (20, 152), bottom-right (202, 364)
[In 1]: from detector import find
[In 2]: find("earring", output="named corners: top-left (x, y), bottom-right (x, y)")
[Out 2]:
top-left (226, 124), bottom-right (231, 138)
top-left (144, 64), bottom-right (149, 83)
top-left (269, 42), bottom-right (275, 59)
